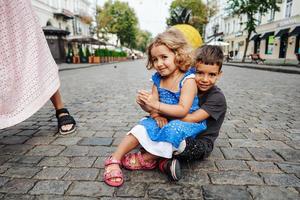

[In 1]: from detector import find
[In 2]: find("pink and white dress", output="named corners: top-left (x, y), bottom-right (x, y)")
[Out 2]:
top-left (0, 0), bottom-right (60, 129)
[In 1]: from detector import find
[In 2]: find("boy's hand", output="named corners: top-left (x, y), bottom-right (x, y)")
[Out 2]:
top-left (153, 116), bottom-right (168, 128)
top-left (137, 90), bottom-right (159, 111)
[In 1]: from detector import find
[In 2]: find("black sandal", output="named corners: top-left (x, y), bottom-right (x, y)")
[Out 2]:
top-left (56, 108), bottom-right (76, 135)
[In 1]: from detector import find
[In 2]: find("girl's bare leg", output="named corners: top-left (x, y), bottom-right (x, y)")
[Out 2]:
top-left (142, 152), bottom-right (159, 162)
top-left (111, 134), bottom-right (140, 160)
top-left (112, 134), bottom-right (159, 168)
top-left (106, 134), bottom-right (140, 183)
top-left (112, 134), bottom-right (158, 161)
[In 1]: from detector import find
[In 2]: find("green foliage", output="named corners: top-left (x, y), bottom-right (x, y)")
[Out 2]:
top-left (120, 51), bottom-right (127, 57)
top-left (97, 0), bottom-right (138, 48)
top-left (94, 48), bottom-right (126, 57)
top-left (78, 46), bottom-right (85, 57)
top-left (136, 30), bottom-right (152, 52)
top-left (94, 49), bottom-right (100, 57)
top-left (227, 0), bottom-right (280, 62)
top-left (66, 47), bottom-right (73, 63)
top-left (227, 0), bottom-right (280, 33)
top-left (66, 47), bottom-right (73, 57)
top-left (86, 47), bottom-right (91, 57)
top-left (78, 46), bottom-right (87, 63)
top-left (167, 0), bottom-right (210, 35)
top-left (98, 49), bottom-right (104, 57)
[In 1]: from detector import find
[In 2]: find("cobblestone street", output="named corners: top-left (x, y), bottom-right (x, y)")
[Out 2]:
top-left (1, 60), bottom-right (300, 199)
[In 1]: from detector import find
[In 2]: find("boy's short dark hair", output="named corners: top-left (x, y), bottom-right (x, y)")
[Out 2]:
top-left (194, 45), bottom-right (224, 71)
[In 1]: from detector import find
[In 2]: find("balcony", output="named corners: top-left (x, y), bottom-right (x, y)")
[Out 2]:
top-left (54, 9), bottom-right (74, 20)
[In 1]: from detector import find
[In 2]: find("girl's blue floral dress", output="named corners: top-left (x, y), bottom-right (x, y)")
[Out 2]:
top-left (138, 68), bottom-right (207, 148)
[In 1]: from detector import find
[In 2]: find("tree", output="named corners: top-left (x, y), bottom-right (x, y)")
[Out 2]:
top-left (95, 6), bottom-right (109, 42)
top-left (136, 30), bottom-right (152, 52)
top-left (96, 0), bottom-right (138, 48)
top-left (167, 0), bottom-right (214, 35)
top-left (228, 0), bottom-right (280, 62)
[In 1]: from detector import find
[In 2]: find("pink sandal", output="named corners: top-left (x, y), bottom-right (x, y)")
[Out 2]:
top-left (103, 156), bottom-right (124, 187)
top-left (122, 151), bottom-right (157, 170)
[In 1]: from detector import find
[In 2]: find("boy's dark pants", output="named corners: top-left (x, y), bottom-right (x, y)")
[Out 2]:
top-left (175, 136), bottom-right (214, 161)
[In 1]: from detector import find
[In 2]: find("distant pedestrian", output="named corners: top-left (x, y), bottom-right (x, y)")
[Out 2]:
top-left (159, 45), bottom-right (227, 181)
top-left (0, 0), bottom-right (76, 134)
top-left (131, 52), bottom-right (135, 60)
top-left (103, 28), bottom-right (207, 187)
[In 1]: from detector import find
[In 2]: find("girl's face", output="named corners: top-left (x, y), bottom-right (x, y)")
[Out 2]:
top-left (150, 45), bottom-right (177, 77)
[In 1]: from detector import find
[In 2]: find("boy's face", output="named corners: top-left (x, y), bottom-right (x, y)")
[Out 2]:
top-left (195, 62), bottom-right (222, 92)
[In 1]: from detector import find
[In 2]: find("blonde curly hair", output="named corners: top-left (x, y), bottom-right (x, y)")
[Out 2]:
top-left (146, 28), bottom-right (192, 72)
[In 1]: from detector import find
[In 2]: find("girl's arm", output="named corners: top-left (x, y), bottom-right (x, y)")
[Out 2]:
top-left (137, 86), bottom-right (168, 127)
top-left (139, 78), bottom-right (197, 118)
top-left (159, 78), bottom-right (197, 117)
top-left (136, 84), bottom-right (159, 113)
top-left (181, 109), bottom-right (210, 123)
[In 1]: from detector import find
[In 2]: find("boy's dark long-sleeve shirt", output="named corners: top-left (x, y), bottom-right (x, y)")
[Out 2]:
top-left (176, 86), bottom-right (227, 161)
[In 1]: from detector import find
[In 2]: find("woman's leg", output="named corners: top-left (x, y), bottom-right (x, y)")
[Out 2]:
top-left (50, 90), bottom-right (75, 132)
top-left (50, 90), bottom-right (64, 110)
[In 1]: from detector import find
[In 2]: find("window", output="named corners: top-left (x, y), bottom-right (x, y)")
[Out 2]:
top-left (46, 20), bottom-right (52, 26)
top-left (257, 13), bottom-right (262, 25)
top-left (269, 9), bottom-right (275, 22)
top-left (295, 35), bottom-right (300, 54)
top-left (285, 0), bottom-right (293, 18)
top-left (265, 35), bottom-right (274, 54)
top-left (239, 17), bottom-right (242, 30)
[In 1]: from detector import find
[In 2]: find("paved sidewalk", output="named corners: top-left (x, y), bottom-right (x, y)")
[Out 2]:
top-left (0, 60), bottom-right (299, 199)
top-left (224, 61), bottom-right (300, 74)
top-left (58, 60), bottom-right (300, 74)
top-left (58, 60), bottom-right (134, 72)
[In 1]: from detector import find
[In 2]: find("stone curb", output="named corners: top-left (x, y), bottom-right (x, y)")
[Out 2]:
top-left (225, 63), bottom-right (300, 75)
top-left (58, 60), bottom-right (135, 72)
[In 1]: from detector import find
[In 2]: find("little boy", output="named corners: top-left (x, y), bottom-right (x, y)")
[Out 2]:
top-left (159, 45), bottom-right (227, 181)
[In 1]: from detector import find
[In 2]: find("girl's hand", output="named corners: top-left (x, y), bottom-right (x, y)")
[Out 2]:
top-left (154, 116), bottom-right (168, 128)
top-left (136, 91), bottom-right (154, 113)
top-left (136, 94), bottom-right (145, 106)
top-left (138, 90), bottom-right (159, 111)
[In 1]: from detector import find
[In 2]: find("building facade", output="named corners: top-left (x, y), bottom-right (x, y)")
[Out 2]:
top-left (205, 0), bottom-right (227, 43)
top-left (31, 0), bottom-right (93, 62)
top-left (205, 0), bottom-right (300, 64)
top-left (31, 0), bottom-right (92, 36)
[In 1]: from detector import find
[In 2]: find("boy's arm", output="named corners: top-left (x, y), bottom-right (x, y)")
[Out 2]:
top-left (183, 89), bottom-right (226, 123)
top-left (180, 108), bottom-right (210, 123)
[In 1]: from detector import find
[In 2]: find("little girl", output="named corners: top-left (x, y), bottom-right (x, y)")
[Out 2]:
top-left (103, 28), bottom-right (206, 187)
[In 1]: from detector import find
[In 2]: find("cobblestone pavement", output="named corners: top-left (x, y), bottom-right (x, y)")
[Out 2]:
top-left (1, 60), bottom-right (300, 199)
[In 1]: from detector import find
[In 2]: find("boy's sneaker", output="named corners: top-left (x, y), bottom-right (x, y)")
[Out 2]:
top-left (158, 158), bottom-right (181, 181)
